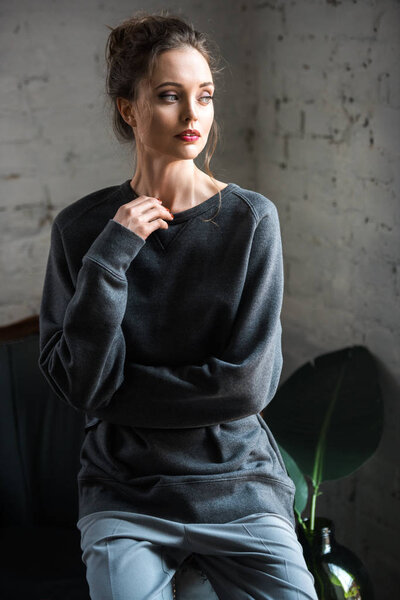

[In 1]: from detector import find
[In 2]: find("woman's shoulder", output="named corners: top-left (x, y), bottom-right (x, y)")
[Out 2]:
top-left (211, 179), bottom-right (230, 192)
top-left (54, 181), bottom-right (123, 233)
top-left (227, 182), bottom-right (279, 222)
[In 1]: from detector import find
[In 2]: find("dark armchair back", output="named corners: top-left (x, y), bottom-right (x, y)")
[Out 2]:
top-left (0, 316), bottom-right (90, 600)
top-left (0, 316), bottom-right (86, 528)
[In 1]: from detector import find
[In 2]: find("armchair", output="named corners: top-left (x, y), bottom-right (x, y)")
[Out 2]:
top-left (0, 316), bottom-right (217, 599)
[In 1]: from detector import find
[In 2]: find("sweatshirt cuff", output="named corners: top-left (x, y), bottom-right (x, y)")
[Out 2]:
top-left (84, 219), bottom-right (146, 276)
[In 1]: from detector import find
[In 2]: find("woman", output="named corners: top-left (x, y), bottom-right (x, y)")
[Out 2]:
top-left (38, 11), bottom-right (318, 600)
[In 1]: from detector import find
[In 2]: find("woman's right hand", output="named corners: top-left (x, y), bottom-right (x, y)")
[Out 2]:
top-left (112, 195), bottom-right (174, 240)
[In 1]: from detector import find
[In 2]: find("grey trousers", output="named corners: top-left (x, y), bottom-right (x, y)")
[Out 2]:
top-left (77, 510), bottom-right (318, 600)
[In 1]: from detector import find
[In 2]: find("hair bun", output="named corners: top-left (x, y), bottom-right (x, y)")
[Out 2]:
top-left (105, 24), bottom-right (129, 61)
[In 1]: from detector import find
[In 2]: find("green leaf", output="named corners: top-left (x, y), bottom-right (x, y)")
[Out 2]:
top-left (262, 346), bottom-right (383, 483)
top-left (277, 443), bottom-right (309, 515)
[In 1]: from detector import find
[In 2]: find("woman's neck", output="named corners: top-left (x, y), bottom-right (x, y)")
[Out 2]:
top-left (129, 165), bottom-right (217, 213)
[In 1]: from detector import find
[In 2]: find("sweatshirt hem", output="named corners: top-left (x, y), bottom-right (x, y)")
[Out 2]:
top-left (77, 473), bottom-right (296, 527)
top-left (78, 473), bottom-right (296, 491)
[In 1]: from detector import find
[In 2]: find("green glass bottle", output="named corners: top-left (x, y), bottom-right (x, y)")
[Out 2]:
top-left (297, 517), bottom-right (375, 600)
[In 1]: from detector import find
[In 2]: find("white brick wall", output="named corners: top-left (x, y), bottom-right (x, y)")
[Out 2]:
top-left (1, 0), bottom-right (398, 595)
top-left (254, 0), bottom-right (400, 596)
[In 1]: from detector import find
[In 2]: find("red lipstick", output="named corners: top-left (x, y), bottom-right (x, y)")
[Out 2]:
top-left (175, 129), bottom-right (201, 142)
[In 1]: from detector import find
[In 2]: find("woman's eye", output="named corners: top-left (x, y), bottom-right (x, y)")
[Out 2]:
top-left (159, 94), bottom-right (214, 103)
top-left (160, 94), bottom-right (179, 101)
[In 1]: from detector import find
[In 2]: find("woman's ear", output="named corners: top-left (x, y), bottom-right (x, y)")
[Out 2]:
top-left (116, 97), bottom-right (136, 127)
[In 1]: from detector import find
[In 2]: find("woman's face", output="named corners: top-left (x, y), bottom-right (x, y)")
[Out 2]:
top-left (130, 47), bottom-right (215, 160)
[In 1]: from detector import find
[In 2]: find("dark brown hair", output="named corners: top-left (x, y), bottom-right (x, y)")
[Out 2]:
top-left (104, 9), bottom-right (226, 223)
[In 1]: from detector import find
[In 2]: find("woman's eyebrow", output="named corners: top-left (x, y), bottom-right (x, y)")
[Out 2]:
top-left (155, 81), bottom-right (214, 89)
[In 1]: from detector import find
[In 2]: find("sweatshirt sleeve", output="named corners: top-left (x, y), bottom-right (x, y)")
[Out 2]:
top-left (88, 207), bottom-right (284, 429)
top-left (38, 218), bottom-right (146, 413)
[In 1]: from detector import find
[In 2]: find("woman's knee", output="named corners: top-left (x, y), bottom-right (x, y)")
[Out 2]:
top-left (82, 536), bottom-right (174, 600)
top-left (190, 515), bottom-right (318, 600)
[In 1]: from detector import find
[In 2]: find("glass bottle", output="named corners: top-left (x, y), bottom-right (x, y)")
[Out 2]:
top-left (297, 517), bottom-right (375, 600)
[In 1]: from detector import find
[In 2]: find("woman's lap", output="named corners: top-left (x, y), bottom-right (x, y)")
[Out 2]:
top-left (77, 511), bottom-right (318, 600)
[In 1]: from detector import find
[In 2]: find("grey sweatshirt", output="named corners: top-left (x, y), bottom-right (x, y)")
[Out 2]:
top-left (38, 178), bottom-right (296, 526)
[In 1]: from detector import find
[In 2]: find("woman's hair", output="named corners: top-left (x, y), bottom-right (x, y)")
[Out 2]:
top-left (104, 10), bottom-right (226, 224)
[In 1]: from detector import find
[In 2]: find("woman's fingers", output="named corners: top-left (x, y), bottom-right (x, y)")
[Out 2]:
top-left (112, 196), bottom-right (174, 241)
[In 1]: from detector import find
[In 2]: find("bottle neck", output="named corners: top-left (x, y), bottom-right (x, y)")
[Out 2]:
top-left (305, 518), bottom-right (335, 555)
top-left (319, 527), bottom-right (332, 554)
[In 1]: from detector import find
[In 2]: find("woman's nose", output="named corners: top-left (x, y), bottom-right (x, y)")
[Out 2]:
top-left (182, 98), bottom-right (198, 122)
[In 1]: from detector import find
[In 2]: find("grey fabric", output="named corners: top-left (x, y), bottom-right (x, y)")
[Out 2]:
top-left (77, 510), bottom-right (318, 600)
top-left (38, 179), bottom-right (296, 527)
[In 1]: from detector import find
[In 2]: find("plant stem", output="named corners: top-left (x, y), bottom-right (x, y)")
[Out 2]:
top-left (295, 509), bottom-right (307, 532)
top-left (310, 361), bottom-right (348, 530)
top-left (309, 481), bottom-right (320, 532)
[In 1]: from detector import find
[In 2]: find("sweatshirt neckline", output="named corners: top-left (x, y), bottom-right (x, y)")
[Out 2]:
top-left (120, 179), bottom-right (236, 223)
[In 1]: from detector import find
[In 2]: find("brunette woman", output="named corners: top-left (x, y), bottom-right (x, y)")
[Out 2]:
top-left (39, 11), bottom-right (318, 600)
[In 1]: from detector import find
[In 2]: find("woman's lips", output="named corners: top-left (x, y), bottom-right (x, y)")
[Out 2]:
top-left (176, 134), bottom-right (200, 142)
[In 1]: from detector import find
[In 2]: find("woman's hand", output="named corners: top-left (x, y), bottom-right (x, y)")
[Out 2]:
top-left (113, 195), bottom-right (174, 240)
